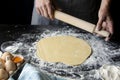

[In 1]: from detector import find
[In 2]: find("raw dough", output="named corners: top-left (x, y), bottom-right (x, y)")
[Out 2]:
top-left (36, 36), bottom-right (92, 66)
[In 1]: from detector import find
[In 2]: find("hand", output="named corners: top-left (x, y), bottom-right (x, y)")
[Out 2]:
top-left (96, 0), bottom-right (114, 41)
top-left (35, 0), bottom-right (54, 19)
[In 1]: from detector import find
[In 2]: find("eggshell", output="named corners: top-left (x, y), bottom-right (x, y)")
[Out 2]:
top-left (0, 69), bottom-right (9, 80)
top-left (13, 55), bottom-right (24, 64)
top-left (0, 58), bottom-right (5, 69)
top-left (5, 56), bottom-right (17, 72)
top-left (1, 52), bottom-right (14, 61)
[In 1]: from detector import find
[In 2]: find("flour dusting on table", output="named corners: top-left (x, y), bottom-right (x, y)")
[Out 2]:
top-left (1, 26), bottom-right (120, 80)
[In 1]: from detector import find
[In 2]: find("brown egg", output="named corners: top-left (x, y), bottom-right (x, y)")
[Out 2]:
top-left (0, 69), bottom-right (9, 80)
top-left (5, 56), bottom-right (17, 73)
top-left (0, 58), bottom-right (5, 69)
top-left (1, 52), bottom-right (14, 61)
top-left (0, 62), bottom-right (4, 69)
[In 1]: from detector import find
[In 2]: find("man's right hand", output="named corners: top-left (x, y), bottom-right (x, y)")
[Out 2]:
top-left (35, 0), bottom-right (54, 19)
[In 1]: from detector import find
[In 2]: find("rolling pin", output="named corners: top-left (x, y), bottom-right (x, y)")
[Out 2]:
top-left (54, 10), bottom-right (110, 37)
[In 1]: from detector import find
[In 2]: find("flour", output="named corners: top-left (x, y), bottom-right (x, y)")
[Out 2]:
top-left (1, 26), bottom-right (120, 80)
top-left (0, 51), bottom-right (2, 57)
top-left (99, 65), bottom-right (120, 80)
top-left (1, 41), bottom-right (23, 54)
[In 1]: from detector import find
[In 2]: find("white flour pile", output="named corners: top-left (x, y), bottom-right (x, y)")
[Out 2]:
top-left (1, 26), bottom-right (120, 80)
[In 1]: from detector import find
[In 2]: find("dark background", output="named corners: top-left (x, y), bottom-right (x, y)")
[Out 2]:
top-left (0, 0), bottom-right (34, 24)
top-left (0, 0), bottom-right (120, 40)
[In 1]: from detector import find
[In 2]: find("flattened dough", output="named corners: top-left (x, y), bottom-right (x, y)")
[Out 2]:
top-left (36, 36), bottom-right (91, 66)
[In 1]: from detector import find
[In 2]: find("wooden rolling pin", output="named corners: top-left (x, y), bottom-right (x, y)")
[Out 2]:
top-left (54, 10), bottom-right (110, 37)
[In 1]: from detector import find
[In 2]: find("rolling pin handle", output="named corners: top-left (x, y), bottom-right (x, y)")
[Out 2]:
top-left (93, 26), bottom-right (110, 38)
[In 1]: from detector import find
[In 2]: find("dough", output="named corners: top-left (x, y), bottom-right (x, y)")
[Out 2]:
top-left (36, 36), bottom-right (92, 66)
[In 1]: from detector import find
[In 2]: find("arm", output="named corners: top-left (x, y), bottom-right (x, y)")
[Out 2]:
top-left (96, 0), bottom-right (114, 41)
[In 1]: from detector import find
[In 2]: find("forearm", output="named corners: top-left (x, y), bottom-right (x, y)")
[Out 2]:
top-left (100, 0), bottom-right (112, 10)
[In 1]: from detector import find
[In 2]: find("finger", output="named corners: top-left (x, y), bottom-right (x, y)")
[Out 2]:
top-left (96, 17), bottom-right (104, 31)
top-left (105, 22), bottom-right (113, 36)
top-left (108, 22), bottom-right (114, 35)
top-left (105, 32), bottom-right (112, 41)
top-left (107, 17), bottom-right (114, 34)
top-left (107, 25), bottom-right (113, 40)
top-left (105, 37), bottom-right (110, 41)
top-left (105, 22), bottom-right (113, 41)
top-left (46, 3), bottom-right (54, 20)
top-left (41, 5), bottom-right (49, 18)
top-left (96, 34), bottom-right (101, 37)
top-left (39, 7), bottom-right (44, 16)
top-left (36, 8), bottom-right (41, 15)
top-left (102, 21), bottom-right (107, 30)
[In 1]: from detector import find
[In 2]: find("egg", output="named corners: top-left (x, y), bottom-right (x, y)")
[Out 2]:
top-left (0, 62), bottom-right (4, 69)
top-left (1, 52), bottom-right (14, 61)
top-left (13, 55), bottom-right (24, 63)
top-left (5, 56), bottom-right (17, 73)
top-left (0, 68), bottom-right (9, 80)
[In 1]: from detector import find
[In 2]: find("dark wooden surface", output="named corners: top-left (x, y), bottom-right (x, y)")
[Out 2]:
top-left (0, 25), bottom-right (120, 46)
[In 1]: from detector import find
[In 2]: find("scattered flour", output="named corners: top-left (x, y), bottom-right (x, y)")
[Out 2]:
top-left (1, 26), bottom-right (120, 80)
top-left (1, 41), bottom-right (23, 53)
top-left (0, 51), bottom-right (2, 57)
top-left (99, 65), bottom-right (120, 80)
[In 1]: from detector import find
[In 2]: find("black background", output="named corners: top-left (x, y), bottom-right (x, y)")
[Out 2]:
top-left (0, 0), bottom-right (34, 24)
